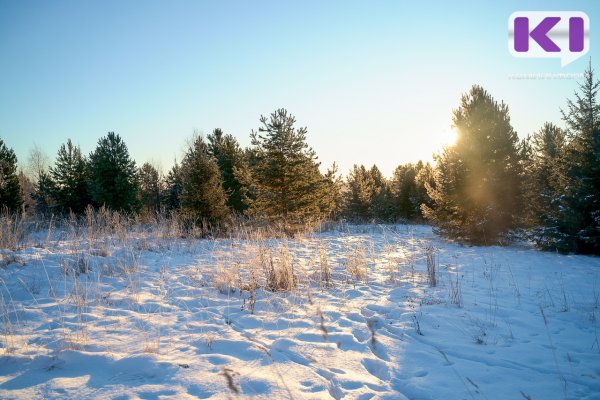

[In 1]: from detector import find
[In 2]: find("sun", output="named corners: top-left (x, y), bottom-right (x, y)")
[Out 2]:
top-left (448, 128), bottom-right (458, 145)
top-left (438, 128), bottom-right (458, 148)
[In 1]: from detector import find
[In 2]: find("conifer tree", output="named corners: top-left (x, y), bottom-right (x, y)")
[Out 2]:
top-left (163, 162), bottom-right (183, 212)
top-left (322, 162), bottom-right (344, 219)
top-left (49, 139), bottom-right (91, 214)
top-left (414, 161), bottom-right (435, 217)
top-left (179, 135), bottom-right (229, 225)
top-left (139, 163), bottom-right (162, 215)
top-left (390, 161), bottom-right (432, 221)
top-left (522, 123), bottom-right (565, 247)
top-left (0, 138), bottom-right (22, 211)
top-left (391, 163), bottom-right (419, 220)
top-left (423, 85), bottom-right (522, 243)
top-left (32, 172), bottom-right (55, 214)
top-left (207, 129), bottom-right (247, 214)
top-left (555, 61), bottom-right (600, 254)
top-left (233, 148), bottom-right (257, 215)
top-left (244, 109), bottom-right (330, 224)
top-left (369, 165), bottom-right (394, 221)
top-left (88, 132), bottom-right (139, 213)
top-left (344, 165), bottom-right (376, 221)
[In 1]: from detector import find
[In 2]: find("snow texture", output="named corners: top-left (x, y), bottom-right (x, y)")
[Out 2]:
top-left (0, 224), bottom-right (599, 399)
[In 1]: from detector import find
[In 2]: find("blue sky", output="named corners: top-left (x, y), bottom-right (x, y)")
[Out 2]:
top-left (1, 1), bottom-right (598, 177)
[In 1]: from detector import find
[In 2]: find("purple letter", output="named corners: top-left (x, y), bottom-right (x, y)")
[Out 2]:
top-left (514, 17), bottom-right (529, 52)
top-left (570, 17), bottom-right (584, 52)
top-left (515, 16), bottom-right (562, 53)
top-left (530, 17), bottom-right (561, 52)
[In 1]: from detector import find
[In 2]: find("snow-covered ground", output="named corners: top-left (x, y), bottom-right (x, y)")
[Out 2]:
top-left (0, 224), bottom-right (599, 399)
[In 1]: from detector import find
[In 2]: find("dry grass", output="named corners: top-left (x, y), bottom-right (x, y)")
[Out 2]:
top-left (0, 211), bottom-right (479, 368)
top-left (449, 270), bottom-right (463, 307)
top-left (425, 245), bottom-right (437, 287)
top-left (345, 241), bottom-right (368, 283)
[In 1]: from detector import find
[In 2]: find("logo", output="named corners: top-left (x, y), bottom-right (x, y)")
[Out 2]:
top-left (508, 11), bottom-right (589, 66)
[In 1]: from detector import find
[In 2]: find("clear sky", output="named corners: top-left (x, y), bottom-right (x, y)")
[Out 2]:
top-left (1, 0), bottom-right (599, 177)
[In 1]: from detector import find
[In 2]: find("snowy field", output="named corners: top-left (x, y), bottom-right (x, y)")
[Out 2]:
top-left (0, 223), bottom-right (599, 399)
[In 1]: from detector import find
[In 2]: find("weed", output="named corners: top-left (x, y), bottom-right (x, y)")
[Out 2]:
top-left (425, 245), bottom-right (437, 287)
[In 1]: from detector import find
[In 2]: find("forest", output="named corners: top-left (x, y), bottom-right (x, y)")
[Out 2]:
top-left (2, 64), bottom-right (600, 255)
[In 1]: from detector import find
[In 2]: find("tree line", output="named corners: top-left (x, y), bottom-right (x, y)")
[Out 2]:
top-left (1, 64), bottom-right (599, 254)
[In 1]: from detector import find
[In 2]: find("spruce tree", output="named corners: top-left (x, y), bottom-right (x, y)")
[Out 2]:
top-left (49, 139), bottom-right (91, 214)
top-left (179, 135), bottom-right (229, 225)
top-left (139, 163), bottom-right (162, 215)
top-left (556, 61), bottom-right (600, 254)
top-left (207, 129), bottom-right (247, 214)
top-left (0, 138), bottom-right (22, 211)
top-left (88, 132), bottom-right (139, 213)
top-left (423, 85), bottom-right (522, 243)
top-left (245, 109), bottom-right (330, 224)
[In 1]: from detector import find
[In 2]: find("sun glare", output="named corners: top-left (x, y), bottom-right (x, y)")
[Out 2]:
top-left (436, 128), bottom-right (458, 149)
top-left (445, 128), bottom-right (458, 146)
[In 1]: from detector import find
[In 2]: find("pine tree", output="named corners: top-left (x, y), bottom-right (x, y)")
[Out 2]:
top-left (390, 162), bottom-right (432, 221)
top-left (414, 161), bottom-right (435, 219)
top-left (163, 162), bottom-right (183, 212)
top-left (207, 129), bottom-right (247, 214)
top-left (244, 109), bottom-right (330, 224)
top-left (179, 135), bottom-right (229, 225)
top-left (233, 148), bottom-right (257, 215)
top-left (423, 85), bottom-right (522, 243)
top-left (139, 163), bottom-right (162, 215)
top-left (391, 163), bottom-right (419, 220)
top-left (322, 162), bottom-right (344, 219)
top-left (88, 132), bottom-right (139, 213)
top-left (369, 165), bottom-right (394, 221)
top-left (0, 138), bottom-right (22, 212)
top-left (522, 123), bottom-right (565, 247)
top-left (344, 165), bottom-right (375, 221)
top-left (49, 139), bottom-right (91, 214)
top-left (555, 61), bottom-right (600, 254)
top-left (32, 172), bottom-right (55, 214)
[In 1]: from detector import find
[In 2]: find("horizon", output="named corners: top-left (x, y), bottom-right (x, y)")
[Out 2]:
top-left (1, 0), bottom-right (598, 177)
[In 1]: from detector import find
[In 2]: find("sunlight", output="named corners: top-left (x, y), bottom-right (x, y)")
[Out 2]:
top-left (428, 128), bottom-right (458, 153)
top-left (442, 128), bottom-right (458, 147)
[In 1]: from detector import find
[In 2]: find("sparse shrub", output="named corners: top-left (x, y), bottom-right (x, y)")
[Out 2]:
top-left (345, 242), bottom-right (368, 282)
top-left (213, 263), bottom-right (239, 295)
top-left (265, 247), bottom-right (297, 292)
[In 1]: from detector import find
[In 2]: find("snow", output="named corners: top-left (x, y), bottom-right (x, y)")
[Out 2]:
top-left (0, 224), bottom-right (599, 399)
